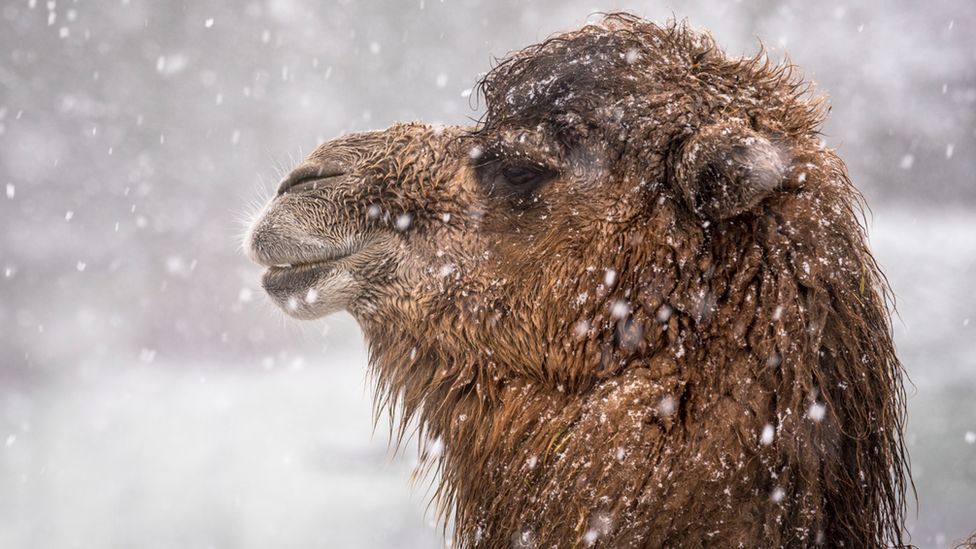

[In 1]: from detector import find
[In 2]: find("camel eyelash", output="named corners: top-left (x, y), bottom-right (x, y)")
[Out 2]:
top-left (473, 140), bottom-right (556, 175)
top-left (472, 141), bottom-right (553, 167)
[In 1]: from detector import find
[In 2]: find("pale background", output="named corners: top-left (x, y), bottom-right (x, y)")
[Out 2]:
top-left (1, 0), bottom-right (974, 547)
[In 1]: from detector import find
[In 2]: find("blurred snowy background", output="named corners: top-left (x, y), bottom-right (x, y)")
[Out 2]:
top-left (1, 0), bottom-right (974, 547)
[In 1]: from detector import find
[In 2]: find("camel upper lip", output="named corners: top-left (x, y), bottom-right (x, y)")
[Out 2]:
top-left (262, 247), bottom-right (358, 270)
top-left (266, 258), bottom-right (337, 271)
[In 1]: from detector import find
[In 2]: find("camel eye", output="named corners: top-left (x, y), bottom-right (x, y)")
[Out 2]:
top-left (500, 165), bottom-right (549, 187)
top-left (472, 142), bottom-right (555, 201)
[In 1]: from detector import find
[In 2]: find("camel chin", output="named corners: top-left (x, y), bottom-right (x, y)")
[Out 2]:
top-left (261, 262), bottom-right (361, 319)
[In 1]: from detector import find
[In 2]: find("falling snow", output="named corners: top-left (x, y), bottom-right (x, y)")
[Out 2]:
top-left (657, 395), bottom-right (677, 417)
top-left (807, 402), bottom-right (827, 422)
top-left (426, 437), bottom-right (444, 459)
top-left (610, 300), bottom-right (630, 319)
top-left (395, 212), bottom-right (413, 231)
top-left (656, 305), bottom-right (672, 323)
top-left (237, 287), bottom-right (253, 302)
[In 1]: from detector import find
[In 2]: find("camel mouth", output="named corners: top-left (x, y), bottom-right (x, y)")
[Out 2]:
top-left (257, 242), bottom-right (369, 319)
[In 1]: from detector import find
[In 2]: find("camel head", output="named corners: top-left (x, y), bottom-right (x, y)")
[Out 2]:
top-left (246, 15), bottom-right (804, 385)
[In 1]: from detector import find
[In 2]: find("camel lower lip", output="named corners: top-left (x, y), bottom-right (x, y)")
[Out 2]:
top-left (261, 260), bottom-right (338, 294)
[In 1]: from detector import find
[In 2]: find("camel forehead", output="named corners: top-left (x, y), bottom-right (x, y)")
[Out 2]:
top-left (479, 18), bottom-right (712, 132)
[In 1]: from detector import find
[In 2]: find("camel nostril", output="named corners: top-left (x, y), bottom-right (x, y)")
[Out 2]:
top-left (277, 163), bottom-right (348, 195)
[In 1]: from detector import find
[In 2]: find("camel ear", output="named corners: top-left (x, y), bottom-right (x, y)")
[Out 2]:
top-left (673, 121), bottom-right (787, 221)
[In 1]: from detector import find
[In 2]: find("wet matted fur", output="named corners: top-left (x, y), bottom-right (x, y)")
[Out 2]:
top-left (247, 13), bottom-right (911, 548)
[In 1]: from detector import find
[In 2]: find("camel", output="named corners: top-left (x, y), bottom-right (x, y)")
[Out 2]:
top-left (246, 14), bottom-right (910, 548)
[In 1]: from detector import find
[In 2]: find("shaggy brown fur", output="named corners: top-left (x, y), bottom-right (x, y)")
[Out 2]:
top-left (247, 14), bottom-right (910, 548)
